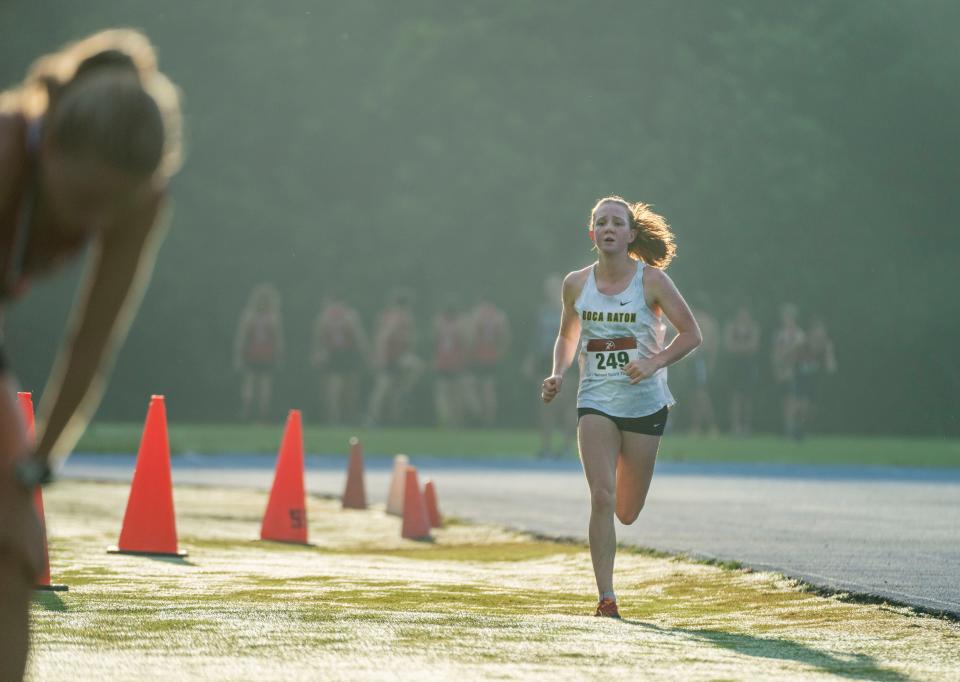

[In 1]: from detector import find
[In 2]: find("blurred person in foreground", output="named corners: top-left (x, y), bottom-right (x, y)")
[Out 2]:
top-left (233, 283), bottom-right (284, 422)
top-left (541, 196), bottom-right (701, 618)
top-left (366, 288), bottom-right (423, 426)
top-left (772, 303), bottom-right (806, 439)
top-left (524, 274), bottom-right (576, 458)
top-left (723, 304), bottom-right (761, 435)
top-left (466, 294), bottom-right (511, 427)
top-left (0, 29), bottom-right (182, 681)
top-left (311, 292), bottom-right (368, 424)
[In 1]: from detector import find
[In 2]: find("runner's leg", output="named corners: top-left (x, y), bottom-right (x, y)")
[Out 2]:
top-left (366, 374), bottom-right (391, 426)
top-left (0, 376), bottom-right (37, 682)
top-left (577, 414), bottom-right (620, 595)
top-left (615, 432), bottom-right (660, 525)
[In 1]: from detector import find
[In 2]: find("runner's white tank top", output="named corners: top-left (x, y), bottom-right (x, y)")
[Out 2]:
top-left (574, 261), bottom-right (675, 418)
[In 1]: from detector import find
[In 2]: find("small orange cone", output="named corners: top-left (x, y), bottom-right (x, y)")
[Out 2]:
top-left (260, 410), bottom-right (309, 544)
top-left (401, 466), bottom-right (431, 540)
top-left (342, 437), bottom-right (367, 510)
top-left (108, 395), bottom-right (186, 557)
top-left (17, 392), bottom-right (68, 591)
top-left (423, 479), bottom-right (443, 529)
top-left (385, 454), bottom-right (409, 516)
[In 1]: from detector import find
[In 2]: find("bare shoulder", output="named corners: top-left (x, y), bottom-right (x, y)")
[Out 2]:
top-left (642, 264), bottom-right (672, 289)
top-left (640, 264), bottom-right (669, 301)
top-left (563, 263), bottom-right (593, 286)
top-left (562, 265), bottom-right (592, 300)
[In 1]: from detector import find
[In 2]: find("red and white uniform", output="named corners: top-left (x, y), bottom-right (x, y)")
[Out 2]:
top-left (471, 303), bottom-right (505, 367)
top-left (435, 314), bottom-right (466, 373)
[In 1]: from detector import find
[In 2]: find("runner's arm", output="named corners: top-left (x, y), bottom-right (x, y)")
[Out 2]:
top-left (644, 267), bottom-right (702, 370)
top-left (33, 193), bottom-right (169, 471)
top-left (551, 273), bottom-right (582, 377)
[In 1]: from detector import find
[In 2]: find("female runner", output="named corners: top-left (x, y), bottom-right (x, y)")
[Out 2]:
top-left (0, 29), bottom-right (182, 679)
top-left (541, 196), bottom-right (701, 618)
top-left (234, 283), bottom-right (284, 422)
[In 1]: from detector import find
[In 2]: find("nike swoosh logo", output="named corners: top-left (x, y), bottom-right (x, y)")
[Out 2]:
top-left (619, 301), bottom-right (631, 306)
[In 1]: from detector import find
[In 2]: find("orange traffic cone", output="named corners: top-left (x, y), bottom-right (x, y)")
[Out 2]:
top-left (385, 454), bottom-right (409, 516)
top-left (260, 410), bottom-right (309, 544)
top-left (17, 392), bottom-right (68, 591)
top-left (108, 395), bottom-right (187, 557)
top-left (342, 437), bottom-right (367, 510)
top-left (401, 466), bottom-right (431, 540)
top-left (423, 479), bottom-right (443, 529)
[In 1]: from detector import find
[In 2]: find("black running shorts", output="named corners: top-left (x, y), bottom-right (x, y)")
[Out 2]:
top-left (577, 404), bottom-right (669, 436)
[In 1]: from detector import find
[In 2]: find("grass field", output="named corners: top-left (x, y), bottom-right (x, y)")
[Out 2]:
top-left (29, 481), bottom-right (959, 681)
top-left (76, 422), bottom-right (960, 468)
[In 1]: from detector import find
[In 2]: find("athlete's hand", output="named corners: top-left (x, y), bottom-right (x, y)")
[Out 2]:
top-left (541, 374), bottom-right (562, 403)
top-left (624, 358), bottom-right (660, 384)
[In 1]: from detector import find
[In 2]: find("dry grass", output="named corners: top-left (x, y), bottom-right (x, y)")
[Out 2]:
top-left (28, 481), bottom-right (960, 681)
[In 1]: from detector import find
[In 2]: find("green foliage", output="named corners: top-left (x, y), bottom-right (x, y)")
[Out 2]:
top-left (3, 1), bottom-right (958, 433)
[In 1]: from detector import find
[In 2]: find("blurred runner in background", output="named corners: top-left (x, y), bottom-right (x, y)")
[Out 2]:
top-left (432, 296), bottom-right (468, 428)
top-left (525, 274), bottom-right (575, 458)
top-left (234, 282), bottom-right (284, 422)
top-left (366, 288), bottom-right (423, 427)
top-left (794, 316), bottom-right (837, 438)
top-left (723, 304), bottom-right (760, 435)
top-left (772, 303), bottom-right (806, 440)
top-left (311, 291), bottom-right (368, 425)
top-left (688, 299), bottom-right (719, 436)
top-left (467, 294), bottom-right (510, 427)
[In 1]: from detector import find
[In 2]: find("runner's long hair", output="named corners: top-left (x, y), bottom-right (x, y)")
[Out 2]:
top-left (589, 196), bottom-right (676, 269)
top-left (2, 28), bottom-right (182, 179)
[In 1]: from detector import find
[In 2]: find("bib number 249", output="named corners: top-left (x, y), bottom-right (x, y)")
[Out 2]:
top-left (585, 337), bottom-right (638, 376)
top-left (596, 351), bottom-right (631, 371)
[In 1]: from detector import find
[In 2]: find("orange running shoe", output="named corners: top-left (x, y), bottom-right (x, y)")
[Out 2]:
top-left (594, 598), bottom-right (621, 618)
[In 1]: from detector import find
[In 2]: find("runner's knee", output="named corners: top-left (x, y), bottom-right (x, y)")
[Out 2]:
top-left (590, 485), bottom-right (615, 512)
top-left (616, 501), bottom-right (643, 525)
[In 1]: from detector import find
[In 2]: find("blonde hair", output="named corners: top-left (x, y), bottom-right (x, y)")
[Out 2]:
top-left (589, 196), bottom-right (677, 269)
top-left (3, 28), bottom-right (182, 179)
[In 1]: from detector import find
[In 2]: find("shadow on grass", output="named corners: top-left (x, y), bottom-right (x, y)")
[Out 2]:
top-left (620, 621), bottom-right (910, 682)
top-left (32, 591), bottom-right (67, 612)
top-left (143, 555), bottom-right (197, 567)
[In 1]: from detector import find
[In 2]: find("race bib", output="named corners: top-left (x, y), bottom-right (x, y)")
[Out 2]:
top-left (585, 337), bottom-right (640, 377)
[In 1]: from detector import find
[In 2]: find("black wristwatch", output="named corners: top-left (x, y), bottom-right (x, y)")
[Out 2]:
top-left (13, 457), bottom-right (54, 490)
